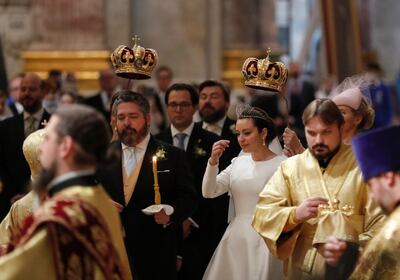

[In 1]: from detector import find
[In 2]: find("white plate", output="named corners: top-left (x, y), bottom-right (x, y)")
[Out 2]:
top-left (142, 204), bottom-right (174, 216)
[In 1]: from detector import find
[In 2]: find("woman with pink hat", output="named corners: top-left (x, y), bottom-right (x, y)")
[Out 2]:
top-left (283, 76), bottom-right (375, 156)
top-left (332, 86), bottom-right (375, 144)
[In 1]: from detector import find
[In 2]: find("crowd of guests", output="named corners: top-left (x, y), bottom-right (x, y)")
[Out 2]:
top-left (0, 63), bottom-right (399, 280)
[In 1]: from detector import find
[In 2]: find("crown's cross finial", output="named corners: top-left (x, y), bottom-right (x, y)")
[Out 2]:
top-left (266, 48), bottom-right (271, 60)
top-left (132, 35), bottom-right (141, 47)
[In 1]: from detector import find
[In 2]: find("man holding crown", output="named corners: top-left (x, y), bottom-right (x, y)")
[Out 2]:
top-left (252, 98), bottom-right (384, 279)
top-left (322, 125), bottom-right (400, 280)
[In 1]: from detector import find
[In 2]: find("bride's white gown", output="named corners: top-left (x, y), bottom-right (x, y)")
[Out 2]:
top-left (202, 154), bottom-right (285, 280)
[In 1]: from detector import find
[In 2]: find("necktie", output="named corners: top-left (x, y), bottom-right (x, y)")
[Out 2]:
top-left (124, 147), bottom-right (137, 175)
top-left (25, 115), bottom-right (36, 137)
top-left (175, 133), bottom-right (187, 150)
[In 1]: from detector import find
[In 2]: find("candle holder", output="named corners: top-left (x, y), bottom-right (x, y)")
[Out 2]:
top-left (142, 155), bottom-right (174, 216)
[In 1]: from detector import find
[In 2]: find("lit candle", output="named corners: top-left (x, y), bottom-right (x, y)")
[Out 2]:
top-left (152, 156), bottom-right (161, 204)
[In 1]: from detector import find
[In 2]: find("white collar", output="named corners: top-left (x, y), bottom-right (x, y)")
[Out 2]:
top-left (204, 116), bottom-right (226, 130)
top-left (23, 107), bottom-right (44, 121)
top-left (121, 133), bottom-right (151, 152)
top-left (170, 122), bottom-right (194, 138)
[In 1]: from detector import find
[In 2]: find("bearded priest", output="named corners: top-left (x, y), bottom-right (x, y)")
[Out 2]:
top-left (252, 99), bottom-right (384, 279)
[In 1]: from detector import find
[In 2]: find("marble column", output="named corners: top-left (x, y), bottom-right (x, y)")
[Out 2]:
top-left (104, 0), bottom-right (131, 51)
top-left (259, 0), bottom-right (279, 51)
top-left (370, 0), bottom-right (400, 81)
top-left (0, 2), bottom-right (33, 78)
top-left (132, 0), bottom-right (210, 82)
top-left (205, 0), bottom-right (222, 79)
top-left (223, 0), bottom-right (260, 49)
top-left (222, 0), bottom-right (278, 50)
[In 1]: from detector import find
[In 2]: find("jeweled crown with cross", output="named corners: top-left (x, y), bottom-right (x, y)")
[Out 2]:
top-left (110, 35), bottom-right (158, 79)
top-left (242, 48), bottom-right (288, 92)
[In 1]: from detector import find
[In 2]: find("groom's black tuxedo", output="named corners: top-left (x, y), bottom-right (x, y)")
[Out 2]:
top-left (98, 136), bottom-right (197, 280)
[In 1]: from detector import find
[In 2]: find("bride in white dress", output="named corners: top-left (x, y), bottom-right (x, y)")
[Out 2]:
top-left (202, 106), bottom-right (285, 280)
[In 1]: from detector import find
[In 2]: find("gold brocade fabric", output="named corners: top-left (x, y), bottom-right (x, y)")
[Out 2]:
top-left (0, 185), bottom-right (132, 280)
top-left (350, 207), bottom-right (400, 280)
top-left (313, 210), bottom-right (361, 245)
top-left (252, 144), bottom-right (385, 280)
top-left (22, 129), bottom-right (45, 180)
top-left (0, 191), bottom-right (35, 245)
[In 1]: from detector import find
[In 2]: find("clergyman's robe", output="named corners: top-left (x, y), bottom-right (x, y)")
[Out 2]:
top-left (0, 191), bottom-right (35, 245)
top-left (0, 184), bottom-right (132, 280)
top-left (252, 144), bottom-right (384, 280)
top-left (349, 206), bottom-right (400, 280)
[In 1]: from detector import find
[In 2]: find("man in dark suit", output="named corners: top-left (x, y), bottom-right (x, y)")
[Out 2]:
top-left (97, 91), bottom-right (197, 280)
top-left (0, 73), bottom-right (50, 220)
top-left (284, 62), bottom-right (315, 142)
top-left (197, 80), bottom-right (241, 259)
top-left (155, 83), bottom-right (221, 279)
top-left (198, 80), bottom-right (241, 161)
top-left (83, 68), bottom-right (121, 120)
top-left (142, 65), bottom-right (174, 133)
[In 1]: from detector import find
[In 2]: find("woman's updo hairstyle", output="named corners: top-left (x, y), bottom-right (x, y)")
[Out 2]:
top-left (237, 105), bottom-right (277, 145)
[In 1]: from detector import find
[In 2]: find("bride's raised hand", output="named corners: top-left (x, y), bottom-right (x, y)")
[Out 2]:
top-left (209, 140), bottom-right (230, 165)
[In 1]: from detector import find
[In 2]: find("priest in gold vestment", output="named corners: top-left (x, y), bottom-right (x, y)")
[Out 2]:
top-left (323, 125), bottom-right (400, 280)
top-left (252, 99), bottom-right (384, 279)
top-left (0, 105), bottom-right (132, 279)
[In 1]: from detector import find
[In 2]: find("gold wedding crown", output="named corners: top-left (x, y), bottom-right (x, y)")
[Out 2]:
top-left (242, 48), bottom-right (288, 92)
top-left (110, 35), bottom-right (158, 79)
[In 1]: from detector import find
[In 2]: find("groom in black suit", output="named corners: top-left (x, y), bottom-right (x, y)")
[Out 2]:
top-left (0, 73), bottom-right (50, 220)
top-left (97, 91), bottom-right (197, 280)
top-left (155, 83), bottom-right (221, 279)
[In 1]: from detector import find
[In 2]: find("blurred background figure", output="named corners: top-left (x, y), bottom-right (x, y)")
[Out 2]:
top-left (42, 79), bottom-right (58, 114)
top-left (47, 69), bottom-right (62, 96)
top-left (0, 90), bottom-right (13, 121)
top-left (61, 71), bottom-right (79, 95)
top-left (7, 73), bottom-right (24, 115)
top-left (59, 91), bottom-right (80, 106)
top-left (396, 70), bottom-right (400, 122)
top-left (143, 65), bottom-right (174, 134)
top-left (315, 75), bottom-right (337, 99)
top-left (365, 62), bottom-right (393, 128)
top-left (84, 68), bottom-right (121, 120)
top-left (283, 61), bottom-right (316, 144)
